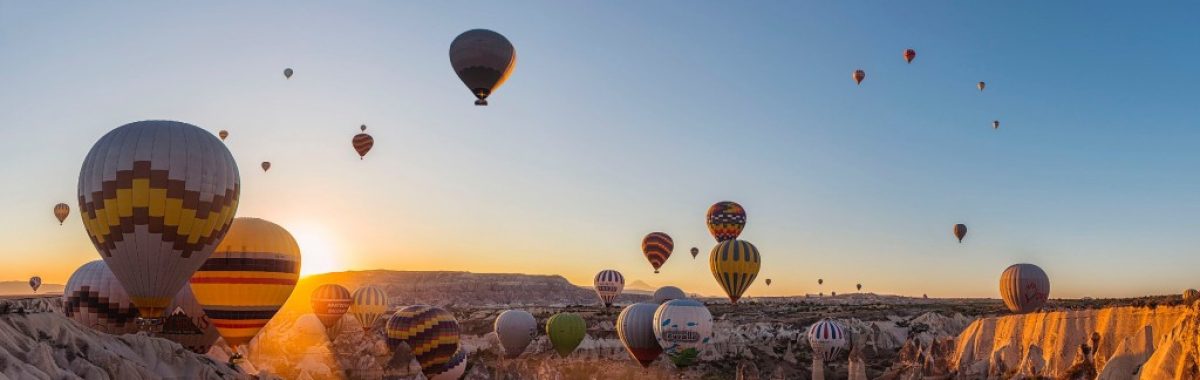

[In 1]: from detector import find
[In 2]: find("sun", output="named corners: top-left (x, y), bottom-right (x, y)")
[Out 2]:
top-left (287, 223), bottom-right (341, 277)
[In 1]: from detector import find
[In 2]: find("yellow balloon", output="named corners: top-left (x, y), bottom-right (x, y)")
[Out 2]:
top-left (709, 240), bottom-right (761, 304)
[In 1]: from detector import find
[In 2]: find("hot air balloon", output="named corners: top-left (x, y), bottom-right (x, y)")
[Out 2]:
top-left (853, 70), bottom-right (866, 85)
top-left (63, 261), bottom-right (140, 334)
top-left (1183, 289), bottom-right (1199, 304)
top-left (78, 120), bottom-right (240, 321)
top-left (857, 283), bottom-right (862, 291)
top-left (709, 239), bottom-right (761, 304)
top-left (449, 29), bottom-right (516, 106)
top-left (546, 312), bottom-right (586, 358)
top-left (53, 203), bottom-right (69, 225)
top-left (903, 49), bottom-right (916, 63)
top-left (765, 279), bottom-right (772, 287)
top-left (977, 81), bottom-right (986, 92)
top-left (818, 278), bottom-right (823, 285)
top-left (29, 276), bottom-right (41, 292)
top-left (350, 286), bottom-right (388, 332)
top-left (642, 232), bottom-right (674, 274)
top-left (218, 130), bottom-right (228, 141)
top-left (653, 286), bottom-right (686, 304)
top-left (494, 310), bottom-right (537, 358)
top-left (261, 162), bottom-right (271, 172)
top-left (992, 120), bottom-right (1000, 130)
top-left (953, 224), bottom-right (968, 243)
top-left (190, 217), bottom-right (300, 354)
top-left (706, 201), bottom-right (746, 242)
top-left (832, 291), bottom-right (837, 297)
top-left (690, 247), bottom-right (699, 259)
top-left (653, 299), bottom-right (713, 368)
top-left (807, 319), bottom-right (848, 361)
top-left (593, 269), bottom-right (624, 307)
top-left (284, 68), bottom-right (293, 79)
top-left (352, 125), bottom-right (374, 160)
top-left (429, 349), bottom-right (467, 380)
top-left (387, 305), bottom-right (461, 377)
top-left (311, 284), bottom-right (352, 334)
top-left (617, 302), bottom-right (663, 368)
top-left (1000, 263), bottom-right (1050, 313)
top-left (159, 285), bottom-right (221, 355)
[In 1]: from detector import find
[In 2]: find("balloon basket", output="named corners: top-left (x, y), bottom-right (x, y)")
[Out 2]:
top-left (135, 317), bottom-right (164, 335)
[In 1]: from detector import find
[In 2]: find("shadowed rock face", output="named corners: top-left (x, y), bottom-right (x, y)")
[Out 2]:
top-left (0, 296), bottom-right (248, 380)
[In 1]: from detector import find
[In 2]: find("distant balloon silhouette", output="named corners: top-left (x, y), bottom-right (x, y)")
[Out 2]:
top-left (857, 283), bottom-right (862, 291)
top-left (818, 278), bottom-right (823, 285)
top-left (853, 70), bottom-right (866, 85)
top-left (978, 81), bottom-right (986, 92)
top-left (765, 279), bottom-right (772, 286)
top-left (690, 247), bottom-right (699, 259)
top-left (284, 68), bottom-right (293, 79)
top-left (261, 161), bottom-right (271, 172)
top-left (53, 203), bottom-right (69, 225)
top-left (218, 130), bottom-right (228, 141)
top-left (903, 49), bottom-right (916, 63)
top-left (29, 276), bottom-right (41, 292)
top-left (953, 224), bottom-right (968, 243)
top-left (450, 29), bottom-right (516, 106)
top-left (993, 120), bottom-right (1000, 130)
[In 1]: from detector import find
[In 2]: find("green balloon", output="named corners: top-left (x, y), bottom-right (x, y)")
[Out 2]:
top-left (546, 312), bottom-right (586, 358)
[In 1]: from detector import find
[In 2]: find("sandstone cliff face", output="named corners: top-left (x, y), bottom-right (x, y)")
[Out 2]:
top-left (0, 297), bottom-right (245, 380)
top-left (950, 305), bottom-right (1200, 379)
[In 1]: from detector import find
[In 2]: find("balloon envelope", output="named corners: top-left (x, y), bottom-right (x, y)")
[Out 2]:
top-left (617, 303), bottom-right (662, 367)
top-left (63, 260), bottom-right (140, 334)
top-left (653, 286), bottom-right (687, 304)
top-left (311, 284), bottom-right (352, 332)
top-left (29, 276), bottom-right (41, 292)
top-left (350, 286), bottom-right (388, 332)
top-left (261, 162), bottom-right (271, 172)
top-left (593, 269), bottom-right (624, 307)
top-left (1000, 263), bottom-right (1050, 313)
top-left (429, 349), bottom-right (467, 380)
top-left (853, 70), bottom-right (866, 85)
top-left (642, 232), bottom-right (674, 273)
top-left (690, 247), bottom-right (699, 259)
top-left (807, 319), bottom-right (848, 361)
top-left (709, 240), bottom-right (761, 304)
top-left (546, 312), bottom-right (586, 358)
top-left (284, 68), bottom-right (293, 79)
top-left (191, 217), bottom-right (301, 349)
top-left (653, 299), bottom-right (713, 368)
top-left (353, 133), bottom-right (374, 159)
top-left (449, 29), bottom-right (516, 106)
top-left (77, 120), bottom-right (240, 318)
top-left (765, 279), bottom-right (772, 286)
top-left (494, 310), bottom-right (537, 358)
top-left (903, 48), bottom-right (916, 63)
top-left (706, 201), bottom-right (746, 242)
top-left (218, 130), bottom-right (228, 141)
top-left (978, 81), bottom-right (986, 92)
top-left (53, 203), bottom-right (70, 225)
top-left (953, 224), bottom-right (968, 243)
top-left (387, 305), bottom-right (461, 377)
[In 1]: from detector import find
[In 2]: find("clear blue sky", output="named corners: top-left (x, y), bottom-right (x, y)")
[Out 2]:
top-left (2, 2), bottom-right (1198, 298)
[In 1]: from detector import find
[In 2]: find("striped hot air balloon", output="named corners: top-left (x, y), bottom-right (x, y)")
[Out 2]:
top-left (494, 310), bottom-right (537, 358)
top-left (593, 269), bottom-right (624, 307)
top-left (63, 260), bottom-right (140, 334)
top-left (653, 299), bottom-right (713, 368)
top-left (350, 286), bottom-right (388, 331)
top-left (430, 349), bottom-right (468, 380)
top-left (617, 302), bottom-right (662, 368)
top-left (709, 239), bottom-right (761, 304)
top-left (903, 48), bottom-right (917, 63)
top-left (53, 203), bottom-right (70, 225)
top-left (652, 286), bottom-right (686, 304)
top-left (853, 70), bottom-right (866, 85)
top-left (387, 305), bottom-right (461, 377)
top-left (706, 201), bottom-right (746, 242)
top-left (159, 285), bottom-right (221, 355)
top-left (311, 284), bottom-right (352, 333)
top-left (999, 263), bottom-right (1050, 313)
top-left (77, 120), bottom-right (240, 319)
top-left (807, 319), bottom-right (848, 361)
top-left (641, 232), bottom-right (674, 274)
top-left (546, 312), bottom-right (586, 358)
top-left (190, 218), bottom-right (301, 351)
top-left (352, 125), bottom-right (374, 160)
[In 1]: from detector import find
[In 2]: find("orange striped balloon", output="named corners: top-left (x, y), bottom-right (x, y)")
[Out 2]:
top-left (53, 203), bottom-right (70, 225)
top-left (641, 232), bottom-right (674, 274)
top-left (312, 284), bottom-right (352, 334)
top-left (352, 125), bottom-right (374, 160)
